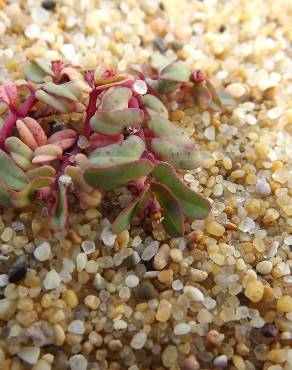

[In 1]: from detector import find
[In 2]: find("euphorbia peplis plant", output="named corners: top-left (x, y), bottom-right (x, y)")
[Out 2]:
top-left (0, 57), bottom-right (229, 236)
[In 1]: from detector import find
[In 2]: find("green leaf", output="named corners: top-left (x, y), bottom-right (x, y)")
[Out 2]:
top-left (89, 135), bottom-right (145, 166)
top-left (205, 79), bottom-right (222, 111)
top-left (152, 162), bottom-right (210, 219)
top-left (147, 115), bottom-right (189, 143)
top-left (150, 181), bottom-right (184, 237)
top-left (35, 90), bottom-right (74, 113)
top-left (219, 91), bottom-right (234, 107)
top-left (84, 159), bottom-right (153, 191)
top-left (151, 138), bottom-right (201, 170)
top-left (101, 87), bottom-right (132, 111)
top-left (90, 109), bottom-right (144, 135)
top-left (11, 177), bottom-right (55, 208)
top-left (26, 165), bottom-right (56, 180)
top-left (0, 185), bottom-right (12, 207)
top-left (160, 61), bottom-right (190, 82)
top-left (140, 94), bottom-right (168, 118)
top-left (146, 78), bottom-right (180, 94)
top-left (151, 54), bottom-right (170, 73)
top-left (192, 84), bottom-right (212, 109)
top-left (0, 150), bottom-right (28, 191)
top-left (50, 183), bottom-right (68, 231)
top-left (43, 81), bottom-right (81, 102)
top-left (111, 186), bottom-right (149, 234)
top-left (25, 59), bottom-right (54, 83)
top-left (5, 137), bottom-right (34, 171)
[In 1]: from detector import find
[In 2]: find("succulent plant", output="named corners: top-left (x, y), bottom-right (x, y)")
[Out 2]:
top-left (0, 57), bottom-right (230, 236)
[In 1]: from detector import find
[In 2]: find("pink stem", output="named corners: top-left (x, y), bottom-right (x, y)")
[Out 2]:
top-left (0, 93), bottom-right (37, 150)
top-left (60, 89), bottom-right (100, 173)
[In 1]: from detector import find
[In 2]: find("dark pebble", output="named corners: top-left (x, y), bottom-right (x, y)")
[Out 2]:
top-left (153, 37), bottom-right (167, 52)
top-left (219, 25), bottom-right (226, 33)
top-left (134, 281), bottom-right (158, 300)
top-left (42, 0), bottom-right (56, 11)
top-left (261, 323), bottom-right (279, 337)
top-left (8, 256), bottom-right (28, 283)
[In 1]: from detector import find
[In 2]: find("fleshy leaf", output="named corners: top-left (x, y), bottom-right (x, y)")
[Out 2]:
top-left (16, 117), bottom-right (47, 150)
top-left (89, 136), bottom-right (145, 166)
top-left (25, 59), bottom-right (54, 83)
top-left (219, 91), bottom-right (234, 107)
top-left (11, 177), bottom-right (55, 207)
top-left (205, 79), bottom-right (222, 111)
top-left (151, 54), bottom-right (170, 73)
top-left (90, 109), bottom-right (144, 135)
top-left (150, 181), bottom-right (184, 237)
top-left (0, 185), bottom-right (12, 207)
top-left (35, 90), bottom-right (74, 113)
top-left (192, 84), bottom-right (212, 109)
top-left (140, 94), bottom-right (168, 118)
top-left (147, 115), bottom-right (189, 143)
top-left (65, 166), bottom-right (102, 207)
top-left (89, 133), bottom-right (124, 150)
top-left (101, 87), bottom-right (132, 111)
top-left (26, 165), bottom-right (56, 180)
top-left (160, 61), bottom-right (190, 82)
top-left (0, 149), bottom-right (28, 190)
top-left (84, 159), bottom-right (153, 191)
top-left (129, 64), bottom-right (145, 78)
top-left (61, 67), bottom-right (92, 93)
top-left (151, 138), bottom-right (200, 170)
top-left (146, 78), bottom-right (179, 94)
top-left (0, 82), bottom-right (17, 107)
top-left (111, 186), bottom-right (149, 234)
top-left (50, 183), bottom-right (68, 231)
top-left (47, 129), bottom-right (77, 150)
top-left (43, 81), bottom-right (81, 102)
top-left (32, 144), bottom-right (62, 164)
top-left (5, 137), bottom-right (34, 171)
top-left (152, 162), bottom-right (210, 219)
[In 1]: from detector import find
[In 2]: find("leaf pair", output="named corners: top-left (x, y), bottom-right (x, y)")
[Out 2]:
top-left (90, 87), bottom-right (144, 135)
top-left (147, 115), bottom-right (201, 170)
top-left (111, 162), bottom-right (210, 237)
top-left (146, 55), bottom-right (190, 94)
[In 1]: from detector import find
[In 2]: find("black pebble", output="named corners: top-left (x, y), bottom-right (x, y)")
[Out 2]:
top-left (261, 323), bottom-right (279, 337)
top-left (42, 0), bottom-right (57, 11)
top-left (153, 37), bottom-right (167, 52)
top-left (8, 256), bottom-right (28, 283)
top-left (219, 25), bottom-right (226, 33)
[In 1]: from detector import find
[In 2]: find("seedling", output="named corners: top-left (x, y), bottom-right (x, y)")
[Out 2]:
top-left (0, 57), bottom-right (230, 236)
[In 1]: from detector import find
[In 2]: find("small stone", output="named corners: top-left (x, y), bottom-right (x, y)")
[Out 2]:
top-left (210, 253), bottom-right (225, 265)
top-left (32, 359), bottom-right (52, 370)
top-left (263, 209), bottom-right (280, 223)
top-left (156, 299), bottom-right (172, 322)
top-left (24, 24), bottom-right (40, 39)
top-left (0, 298), bottom-right (16, 320)
top-left (68, 320), bottom-right (85, 335)
top-left (81, 240), bottom-right (96, 254)
top-left (133, 80), bottom-right (147, 95)
top-left (84, 295), bottom-right (100, 310)
top-left (181, 354), bottom-right (200, 370)
top-left (0, 274), bottom-right (8, 287)
top-left (154, 244), bottom-right (170, 270)
top-left (206, 329), bottom-right (225, 347)
top-left (101, 227), bottom-right (116, 246)
top-left (256, 261), bottom-right (273, 274)
top-left (113, 319), bottom-right (128, 330)
top-left (277, 296), bottom-right (292, 313)
top-left (172, 279), bottom-right (184, 291)
top-left (213, 354), bottom-right (228, 368)
top-left (162, 345), bottom-right (178, 367)
top-left (183, 286), bottom-right (204, 302)
top-left (8, 256), bottom-right (27, 283)
top-left (174, 323), bottom-right (191, 335)
top-left (69, 354), bottom-right (88, 370)
top-left (76, 253), bottom-right (87, 271)
top-left (18, 346), bottom-right (40, 365)
top-left (204, 126), bottom-right (216, 141)
top-left (125, 275), bottom-right (139, 288)
top-left (142, 240), bottom-right (159, 261)
top-left (43, 269), bottom-right (61, 290)
top-left (244, 280), bottom-right (264, 303)
top-left (197, 308), bottom-right (213, 323)
top-left (34, 242), bottom-right (51, 261)
top-left (158, 269), bottom-right (173, 284)
top-left (42, 1), bottom-right (56, 10)
top-left (255, 180), bottom-right (271, 196)
top-left (153, 37), bottom-right (167, 52)
top-left (225, 83), bottom-right (245, 98)
top-left (206, 221), bottom-right (225, 237)
top-left (130, 332), bottom-right (147, 349)
top-left (62, 290), bottom-right (79, 308)
top-left (261, 323), bottom-right (279, 337)
top-left (267, 349), bottom-right (287, 364)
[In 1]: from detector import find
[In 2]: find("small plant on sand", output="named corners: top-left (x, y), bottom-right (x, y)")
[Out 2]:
top-left (0, 56), bottom-right (229, 236)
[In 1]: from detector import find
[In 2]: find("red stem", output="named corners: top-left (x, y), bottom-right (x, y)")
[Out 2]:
top-left (0, 93), bottom-right (37, 150)
top-left (60, 89), bottom-right (100, 172)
